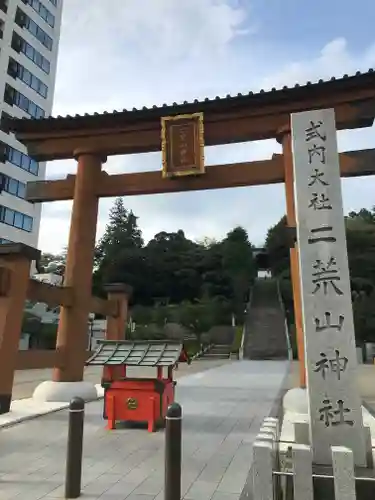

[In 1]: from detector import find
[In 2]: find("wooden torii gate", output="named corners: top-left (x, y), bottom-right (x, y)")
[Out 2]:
top-left (4, 69), bottom-right (375, 399)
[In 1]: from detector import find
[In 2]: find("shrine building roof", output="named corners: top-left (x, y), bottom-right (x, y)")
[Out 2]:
top-left (86, 340), bottom-right (183, 367)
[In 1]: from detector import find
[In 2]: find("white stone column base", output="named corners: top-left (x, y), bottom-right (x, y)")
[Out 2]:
top-left (32, 381), bottom-right (99, 403)
top-left (283, 387), bottom-right (308, 414)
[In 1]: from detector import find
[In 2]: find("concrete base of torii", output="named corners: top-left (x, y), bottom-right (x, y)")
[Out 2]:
top-left (32, 381), bottom-right (99, 403)
top-left (283, 387), bottom-right (309, 413)
top-left (280, 388), bottom-right (375, 500)
top-left (281, 387), bottom-right (375, 465)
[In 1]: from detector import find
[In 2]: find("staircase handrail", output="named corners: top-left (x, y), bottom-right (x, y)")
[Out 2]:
top-left (276, 278), bottom-right (293, 361)
top-left (191, 343), bottom-right (213, 361)
top-left (239, 284), bottom-right (255, 359)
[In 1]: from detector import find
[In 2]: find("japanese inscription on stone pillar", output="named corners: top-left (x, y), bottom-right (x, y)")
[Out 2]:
top-left (161, 113), bottom-right (205, 178)
top-left (291, 108), bottom-right (366, 466)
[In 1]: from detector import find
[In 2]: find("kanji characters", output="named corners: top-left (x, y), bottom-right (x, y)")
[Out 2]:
top-left (314, 312), bottom-right (344, 332)
top-left (308, 168), bottom-right (329, 187)
top-left (311, 257), bottom-right (343, 295)
top-left (314, 350), bottom-right (348, 380)
top-left (308, 144), bottom-right (326, 164)
top-left (308, 226), bottom-right (336, 244)
top-left (305, 120), bottom-right (327, 142)
top-left (309, 193), bottom-right (332, 211)
top-left (319, 398), bottom-right (354, 427)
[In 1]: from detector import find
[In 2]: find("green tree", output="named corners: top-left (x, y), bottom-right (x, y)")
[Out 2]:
top-left (195, 236), bottom-right (218, 248)
top-left (145, 230), bottom-right (202, 303)
top-left (346, 213), bottom-right (375, 285)
top-left (265, 208), bottom-right (375, 346)
top-left (199, 242), bottom-right (233, 299)
top-left (353, 291), bottom-right (375, 345)
top-left (347, 207), bottom-right (375, 225)
top-left (21, 312), bottom-right (58, 349)
top-left (175, 299), bottom-right (215, 344)
top-left (152, 304), bottom-right (173, 328)
top-left (264, 215), bottom-right (291, 276)
top-left (95, 197), bottom-right (143, 264)
top-left (93, 198), bottom-right (146, 299)
top-left (221, 226), bottom-right (256, 321)
top-left (38, 323), bottom-right (58, 349)
top-left (22, 311), bottom-right (42, 347)
top-left (130, 305), bottom-right (153, 325)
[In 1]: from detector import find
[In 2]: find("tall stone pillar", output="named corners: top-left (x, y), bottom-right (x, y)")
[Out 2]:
top-left (104, 283), bottom-right (133, 341)
top-left (277, 127), bottom-right (306, 388)
top-left (33, 152), bottom-right (106, 403)
top-left (0, 244), bottom-right (40, 413)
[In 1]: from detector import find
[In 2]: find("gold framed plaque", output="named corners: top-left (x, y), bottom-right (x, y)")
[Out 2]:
top-left (161, 112), bottom-right (205, 178)
top-left (126, 397), bottom-right (138, 410)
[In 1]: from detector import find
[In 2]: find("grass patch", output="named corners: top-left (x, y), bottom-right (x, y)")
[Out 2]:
top-left (231, 326), bottom-right (243, 353)
top-left (184, 338), bottom-right (202, 356)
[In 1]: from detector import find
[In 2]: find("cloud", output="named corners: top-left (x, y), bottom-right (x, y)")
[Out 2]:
top-left (260, 38), bottom-right (375, 91)
top-left (38, 1), bottom-right (375, 254)
top-left (53, 0), bottom-right (251, 115)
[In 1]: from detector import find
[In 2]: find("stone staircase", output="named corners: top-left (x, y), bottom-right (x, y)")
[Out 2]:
top-left (197, 344), bottom-right (231, 360)
top-left (243, 278), bottom-right (289, 360)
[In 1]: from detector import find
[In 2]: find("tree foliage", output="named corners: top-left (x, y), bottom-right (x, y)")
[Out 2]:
top-left (92, 198), bottom-right (256, 310)
top-left (22, 312), bottom-right (58, 349)
top-left (265, 207), bottom-right (375, 345)
top-left (38, 196), bottom-right (375, 347)
top-left (264, 216), bottom-right (290, 277)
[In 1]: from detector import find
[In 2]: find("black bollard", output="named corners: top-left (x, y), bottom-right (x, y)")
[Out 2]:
top-left (165, 402), bottom-right (182, 500)
top-left (65, 397), bottom-right (85, 499)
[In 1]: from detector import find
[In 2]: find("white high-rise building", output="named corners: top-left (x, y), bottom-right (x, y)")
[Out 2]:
top-left (0, 0), bottom-right (63, 247)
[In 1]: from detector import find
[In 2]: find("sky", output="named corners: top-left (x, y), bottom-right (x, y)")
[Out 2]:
top-left (39, 0), bottom-right (375, 254)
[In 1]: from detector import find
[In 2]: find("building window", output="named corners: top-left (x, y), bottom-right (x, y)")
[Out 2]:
top-left (21, 0), bottom-right (55, 28)
top-left (11, 32), bottom-right (50, 74)
top-left (4, 84), bottom-right (45, 119)
top-left (0, 238), bottom-right (13, 244)
top-left (8, 58), bottom-right (48, 98)
top-left (15, 7), bottom-right (53, 51)
top-left (48, 0), bottom-right (57, 6)
top-left (0, 173), bottom-right (26, 199)
top-left (0, 0), bottom-right (8, 14)
top-left (0, 19), bottom-right (4, 39)
top-left (0, 112), bottom-right (12, 135)
top-left (0, 205), bottom-right (33, 232)
top-left (0, 141), bottom-right (39, 176)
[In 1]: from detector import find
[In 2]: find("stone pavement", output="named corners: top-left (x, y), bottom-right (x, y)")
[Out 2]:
top-left (1, 361), bottom-right (231, 429)
top-left (0, 360), bottom-right (289, 500)
top-left (12, 359), bottom-right (231, 400)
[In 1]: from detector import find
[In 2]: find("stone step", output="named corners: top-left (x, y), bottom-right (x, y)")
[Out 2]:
top-left (244, 278), bottom-right (289, 360)
top-left (196, 354), bottom-right (230, 360)
top-left (197, 343), bottom-right (232, 360)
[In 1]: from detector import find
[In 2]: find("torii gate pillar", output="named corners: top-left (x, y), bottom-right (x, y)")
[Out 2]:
top-left (33, 151), bottom-right (107, 403)
top-left (278, 127), bottom-right (306, 388)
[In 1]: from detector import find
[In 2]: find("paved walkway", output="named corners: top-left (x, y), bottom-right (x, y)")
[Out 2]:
top-left (0, 360), bottom-right (289, 500)
top-left (12, 360), bottom-right (231, 400)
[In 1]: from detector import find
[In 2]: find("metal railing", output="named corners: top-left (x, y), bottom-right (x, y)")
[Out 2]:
top-left (276, 279), bottom-right (293, 361)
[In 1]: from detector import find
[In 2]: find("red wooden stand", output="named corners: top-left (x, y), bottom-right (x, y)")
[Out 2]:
top-left (86, 340), bottom-right (189, 432)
